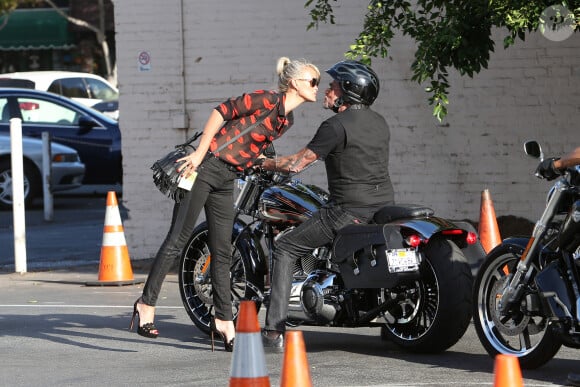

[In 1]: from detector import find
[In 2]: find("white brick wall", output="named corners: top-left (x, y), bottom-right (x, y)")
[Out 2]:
top-left (114, 1), bottom-right (580, 260)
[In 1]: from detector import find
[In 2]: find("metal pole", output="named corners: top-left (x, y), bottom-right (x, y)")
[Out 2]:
top-left (42, 132), bottom-right (53, 221)
top-left (10, 118), bottom-right (27, 273)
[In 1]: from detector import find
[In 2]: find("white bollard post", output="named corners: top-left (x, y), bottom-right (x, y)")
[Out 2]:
top-left (10, 118), bottom-right (27, 274)
top-left (42, 132), bottom-right (53, 222)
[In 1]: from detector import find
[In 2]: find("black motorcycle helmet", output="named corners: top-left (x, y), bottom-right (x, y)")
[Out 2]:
top-left (326, 60), bottom-right (380, 108)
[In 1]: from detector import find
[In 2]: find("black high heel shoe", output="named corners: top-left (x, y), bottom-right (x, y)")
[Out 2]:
top-left (210, 317), bottom-right (234, 352)
top-left (129, 299), bottom-right (159, 339)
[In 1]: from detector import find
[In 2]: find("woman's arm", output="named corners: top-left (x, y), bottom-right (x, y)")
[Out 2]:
top-left (178, 109), bottom-right (224, 176)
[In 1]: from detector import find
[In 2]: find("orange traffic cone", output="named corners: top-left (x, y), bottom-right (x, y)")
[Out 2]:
top-left (229, 300), bottom-right (270, 387)
top-left (478, 189), bottom-right (502, 254)
top-left (493, 354), bottom-right (523, 387)
top-left (86, 191), bottom-right (143, 286)
top-left (280, 331), bottom-right (313, 387)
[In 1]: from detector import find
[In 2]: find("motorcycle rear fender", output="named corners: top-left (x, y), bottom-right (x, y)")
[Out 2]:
top-left (392, 217), bottom-right (471, 247)
top-left (232, 220), bottom-right (267, 276)
top-left (393, 217), bottom-right (487, 274)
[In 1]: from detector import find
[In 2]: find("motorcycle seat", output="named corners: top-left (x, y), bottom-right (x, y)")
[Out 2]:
top-left (372, 204), bottom-right (434, 223)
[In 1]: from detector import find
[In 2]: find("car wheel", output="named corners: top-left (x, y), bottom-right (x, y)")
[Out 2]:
top-left (0, 159), bottom-right (40, 210)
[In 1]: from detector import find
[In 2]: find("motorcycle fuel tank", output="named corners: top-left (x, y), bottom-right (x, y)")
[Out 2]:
top-left (258, 181), bottom-right (325, 224)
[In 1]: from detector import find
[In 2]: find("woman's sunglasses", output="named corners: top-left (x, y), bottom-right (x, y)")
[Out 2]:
top-left (297, 78), bottom-right (320, 88)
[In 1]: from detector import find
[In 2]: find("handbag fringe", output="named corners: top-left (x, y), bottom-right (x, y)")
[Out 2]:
top-left (151, 132), bottom-right (201, 202)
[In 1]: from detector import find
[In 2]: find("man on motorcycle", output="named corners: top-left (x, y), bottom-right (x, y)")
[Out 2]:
top-left (536, 146), bottom-right (580, 386)
top-left (258, 60), bottom-right (395, 351)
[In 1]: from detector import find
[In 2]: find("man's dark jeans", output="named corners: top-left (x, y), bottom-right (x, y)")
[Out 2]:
top-left (264, 205), bottom-right (362, 332)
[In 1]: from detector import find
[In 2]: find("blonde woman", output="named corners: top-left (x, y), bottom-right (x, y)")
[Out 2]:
top-left (130, 57), bottom-right (320, 352)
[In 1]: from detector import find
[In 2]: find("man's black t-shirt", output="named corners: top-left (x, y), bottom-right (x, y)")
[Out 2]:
top-left (306, 106), bottom-right (394, 219)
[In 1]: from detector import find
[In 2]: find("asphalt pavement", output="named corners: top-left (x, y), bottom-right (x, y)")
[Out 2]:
top-left (0, 186), bottom-right (127, 272)
top-left (1, 189), bottom-right (578, 386)
top-left (1, 269), bottom-right (578, 387)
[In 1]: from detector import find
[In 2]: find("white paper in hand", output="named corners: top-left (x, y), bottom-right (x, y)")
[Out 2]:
top-left (177, 171), bottom-right (197, 191)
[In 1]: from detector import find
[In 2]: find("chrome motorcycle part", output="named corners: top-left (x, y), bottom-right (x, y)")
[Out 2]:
top-left (234, 176), bottom-right (261, 215)
top-left (473, 243), bottom-right (562, 369)
top-left (300, 270), bottom-right (340, 323)
top-left (286, 278), bottom-right (309, 323)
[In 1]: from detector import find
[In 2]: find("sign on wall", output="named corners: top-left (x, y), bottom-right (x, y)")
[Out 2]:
top-left (138, 51), bottom-right (151, 72)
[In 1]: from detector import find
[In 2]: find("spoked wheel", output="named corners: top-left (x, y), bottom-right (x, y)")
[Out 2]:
top-left (380, 239), bottom-right (473, 353)
top-left (178, 222), bottom-right (263, 334)
top-left (473, 243), bottom-right (562, 369)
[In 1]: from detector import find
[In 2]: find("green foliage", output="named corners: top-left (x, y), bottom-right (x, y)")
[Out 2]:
top-left (306, 0), bottom-right (580, 121)
top-left (0, 0), bottom-right (18, 15)
top-left (0, 1), bottom-right (50, 16)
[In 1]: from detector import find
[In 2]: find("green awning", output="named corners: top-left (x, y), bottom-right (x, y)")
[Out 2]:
top-left (0, 9), bottom-right (74, 51)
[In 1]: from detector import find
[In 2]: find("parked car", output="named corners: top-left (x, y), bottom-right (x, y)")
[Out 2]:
top-left (91, 99), bottom-right (119, 120)
top-left (0, 71), bottom-right (119, 120)
top-left (0, 133), bottom-right (85, 209)
top-left (0, 88), bottom-right (122, 185)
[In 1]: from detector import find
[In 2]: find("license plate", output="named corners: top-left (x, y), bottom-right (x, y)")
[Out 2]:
top-left (385, 248), bottom-right (420, 273)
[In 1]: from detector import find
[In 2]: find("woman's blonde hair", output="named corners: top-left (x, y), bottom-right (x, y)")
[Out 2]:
top-left (276, 57), bottom-right (320, 92)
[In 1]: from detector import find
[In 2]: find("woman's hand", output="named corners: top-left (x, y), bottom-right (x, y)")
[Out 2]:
top-left (177, 151), bottom-right (203, 178)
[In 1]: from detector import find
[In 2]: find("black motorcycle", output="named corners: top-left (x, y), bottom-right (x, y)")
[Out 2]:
top-left (473, 140), bottom-right (580, 368)
top-left (179, 164), bottom-right (477, 353)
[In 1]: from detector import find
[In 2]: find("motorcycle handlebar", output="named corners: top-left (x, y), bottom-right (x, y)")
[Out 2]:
top-left (243, 167), bottom-right (290, 185)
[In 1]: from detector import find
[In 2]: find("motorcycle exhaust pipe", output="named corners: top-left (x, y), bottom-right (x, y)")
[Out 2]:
top-left (287, 280), bottom-right (311, 322)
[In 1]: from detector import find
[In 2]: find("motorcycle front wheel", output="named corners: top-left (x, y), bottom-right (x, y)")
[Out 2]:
top-left (178, 222), bottom-right (264, 334)
top-left (472, 243), bottom-right (562, 369)
top-left (380, 238), bottom-right (473, 353)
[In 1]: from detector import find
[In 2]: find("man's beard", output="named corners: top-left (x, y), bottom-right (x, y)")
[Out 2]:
top-left (322, 98), bottom-right (333, 110)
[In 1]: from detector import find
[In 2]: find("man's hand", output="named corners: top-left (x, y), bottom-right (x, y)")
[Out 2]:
top-left (535, 157), bottom-right (563, 180)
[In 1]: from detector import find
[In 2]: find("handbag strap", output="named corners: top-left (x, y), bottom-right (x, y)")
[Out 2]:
top-left (176, 132), bottom-right (202, 150)
top-left (177, 99), bottom-right (279, 168)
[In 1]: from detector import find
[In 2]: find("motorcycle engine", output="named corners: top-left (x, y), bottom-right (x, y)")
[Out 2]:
top-left (287, 270), bottom-right (341, 324)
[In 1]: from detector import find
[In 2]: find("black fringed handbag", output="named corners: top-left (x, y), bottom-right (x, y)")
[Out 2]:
top-left (151, 132), bottom-right (202, 202)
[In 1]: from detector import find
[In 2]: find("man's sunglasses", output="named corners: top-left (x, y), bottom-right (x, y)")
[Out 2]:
top-left (297, 78), bottom-right (320, 88)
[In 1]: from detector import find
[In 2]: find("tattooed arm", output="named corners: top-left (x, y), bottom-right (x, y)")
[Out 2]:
top-left (554, 146), bottom-right (580, 170)
top-left (261, 147), bottom-right (319, 174)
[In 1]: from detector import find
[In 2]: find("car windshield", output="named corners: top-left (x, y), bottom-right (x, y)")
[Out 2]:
top-left (49, 78), bottom-right (88, 98)
top-left (86, 78), bottom-right (118, 101)
top-left (47, 77), bottom-right (118, 102)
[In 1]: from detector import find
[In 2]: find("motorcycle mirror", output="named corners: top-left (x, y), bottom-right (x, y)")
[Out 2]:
top-left (524, 140), bottom-right (543, 160)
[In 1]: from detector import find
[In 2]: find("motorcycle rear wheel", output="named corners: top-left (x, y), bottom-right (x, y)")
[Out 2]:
top-left (380, 238), bottom-right (473, 353)
top-left (178, 222), bottom-right (264, 334)
top-left (472, 243), bottom-right (562, 369)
